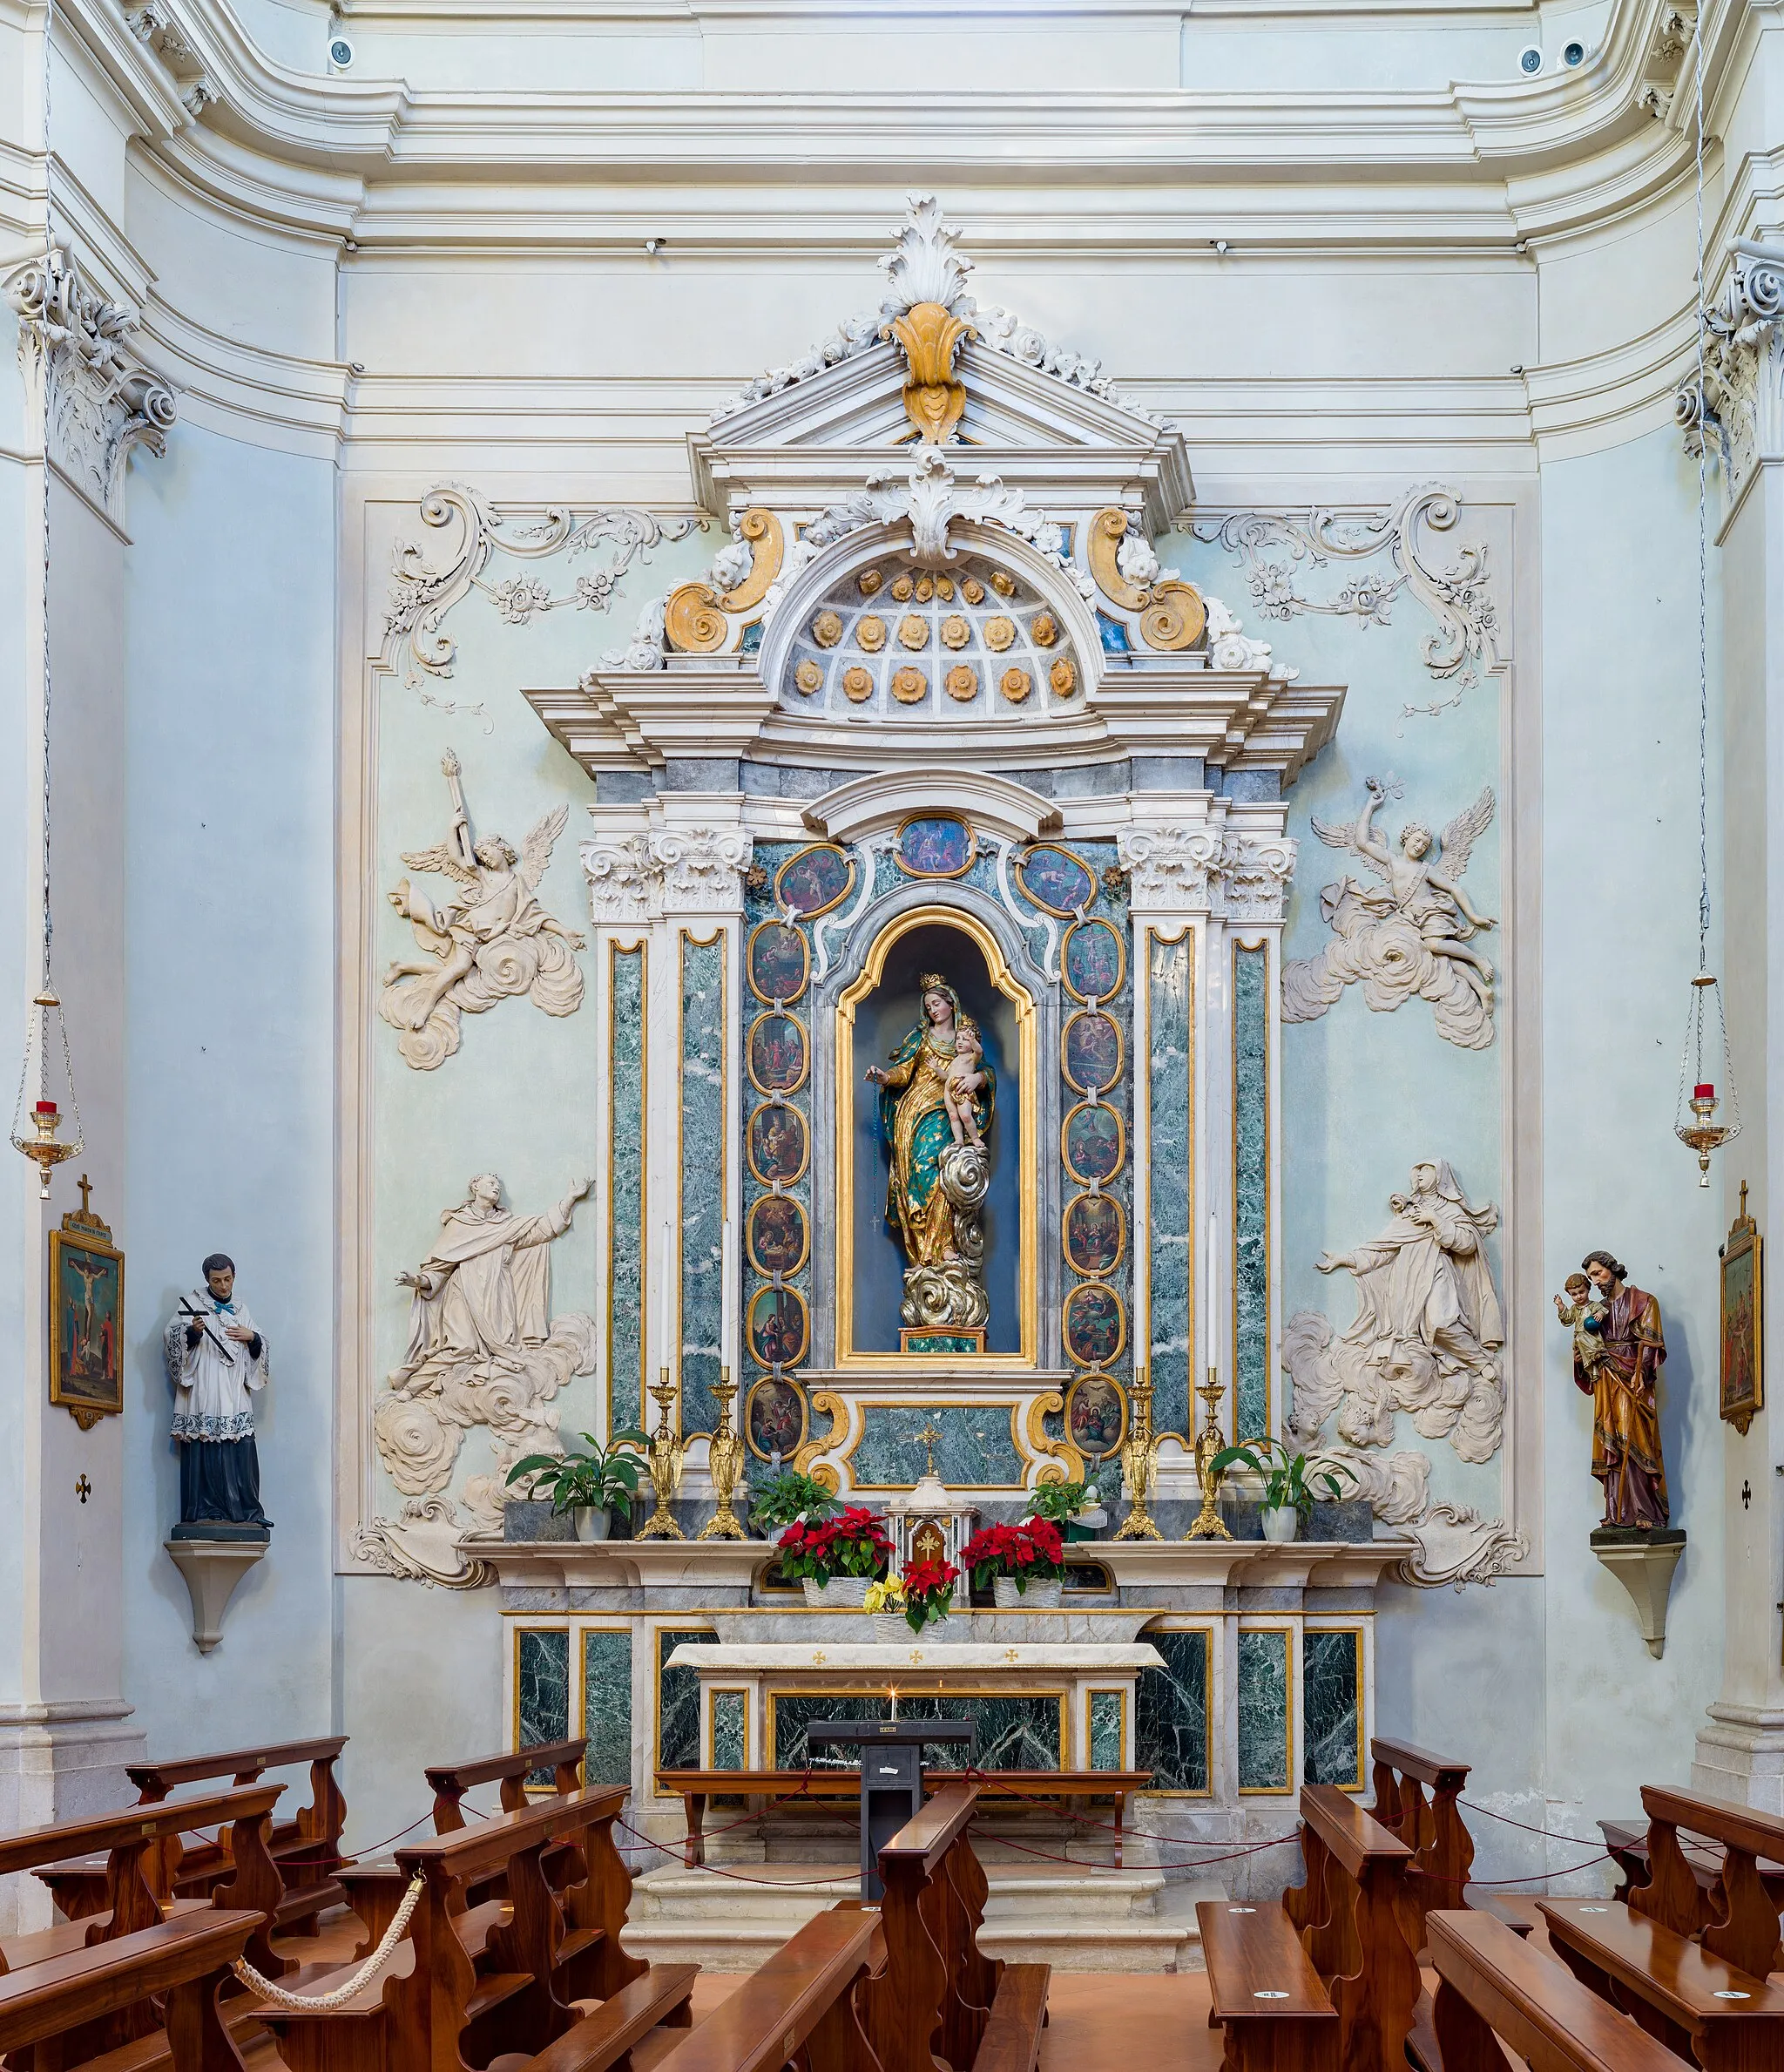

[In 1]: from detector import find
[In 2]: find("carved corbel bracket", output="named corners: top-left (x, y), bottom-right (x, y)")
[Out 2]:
top-left (164, 1535), bottom-right (267, 1651)
top-left (1591, 1527), bottom-right (1686, 1657)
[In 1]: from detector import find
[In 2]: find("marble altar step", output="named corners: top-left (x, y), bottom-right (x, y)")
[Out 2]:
top-left (623, 1863), bottom-right (1219, 1973)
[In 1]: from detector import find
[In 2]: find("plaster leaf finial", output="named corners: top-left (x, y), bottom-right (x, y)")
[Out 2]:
top-left (879, 194), bottom-right (975, 317)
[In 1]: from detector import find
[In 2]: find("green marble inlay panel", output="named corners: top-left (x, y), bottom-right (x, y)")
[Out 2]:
top-left (1089, 1690), bottom-right (1124, 1771)
top-left (1238, 1628), bottom-right (1290, 1791)
top-left (849, 1405), bottom-right (1024, 1487)
top-left (773, 1694), bottom-right (1060, 1771)
top-left (581, 1629), bottom-right (632, 1788)
top-left (1135, 1629), bottom-right (1208, 1791)
top-left (1303, 1629), bottom-right (1362, 1787)
top-left (519, 1628), bottom-right (570, 1783)
top-left (1233, 944), bottom-right (1270, 1441)
top-left (712, 1689), bottom-right (747, 1770)
top-left (1148, 933), bottom-right (1193, 1438)
top-left (679, 935), bottom-right (726, 1435)
top-left (658, 1627), bottom-right (714, 1771)
top-left (610, 945), bottom-right (646, 1437)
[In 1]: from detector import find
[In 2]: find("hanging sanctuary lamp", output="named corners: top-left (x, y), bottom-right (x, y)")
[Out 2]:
top-left (1672, 14), bottom-right (1740, 1188)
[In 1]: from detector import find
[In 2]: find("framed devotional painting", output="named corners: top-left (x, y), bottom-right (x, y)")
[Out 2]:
top-left (1720, 1183), bottom-right (1763, 1436)
top-left (49, 1182), bottom-right (125, 1430)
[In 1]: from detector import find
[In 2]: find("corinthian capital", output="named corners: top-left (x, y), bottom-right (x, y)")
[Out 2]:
top-left (1677, 239), bottom-right (1784, 511)
top-left (1116, 823), bottom-right (1220, 910)
top-left (581, 824), bottom-right (753, 922)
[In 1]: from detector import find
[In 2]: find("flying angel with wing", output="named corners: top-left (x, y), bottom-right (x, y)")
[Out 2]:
top-left (1283, 775), bottom-right (1498, 1049)
top-left (381, 750), bottom-right (586, 1070)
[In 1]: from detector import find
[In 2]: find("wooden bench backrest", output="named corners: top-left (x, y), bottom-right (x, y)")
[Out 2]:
top-left (652, 1906), bottom-right (881, 2072)
top-left (426, 1740), bottom-right (585, 1828)
top-left (1429, 1908), bottom-right (1681, 2072)
top-left (1286, 1784), bottom-right (1420, 2072)
top-left (1368, 1738), bottom-right (1475, 1952)
top-left (395, 1785), bottom-right (627, 1892)
top-left (1633, 1784), bottom-right (1784, 1978)
top-left (1301, 1784), bottom-right (1411, 1884)
top-left (126, 1737), bottom-right (348, 1798)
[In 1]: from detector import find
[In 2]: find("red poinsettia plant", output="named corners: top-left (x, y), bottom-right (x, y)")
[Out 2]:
top-left (959, 1518), bottom-right (1065, 1595)
top-left (774, 1506), bottom-right (893, 1587)
top-left (900, 1556), bottom-right (960, 1633)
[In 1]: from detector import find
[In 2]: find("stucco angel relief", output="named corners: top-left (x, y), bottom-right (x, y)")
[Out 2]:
top-left (1282, 775), bottom-right (1497, 1049)
top-left (381, 750), bottom-right (585, 1070)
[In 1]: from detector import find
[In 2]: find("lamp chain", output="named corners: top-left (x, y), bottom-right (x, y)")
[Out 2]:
top-left (1693, 0), bottom-right (1710, 976)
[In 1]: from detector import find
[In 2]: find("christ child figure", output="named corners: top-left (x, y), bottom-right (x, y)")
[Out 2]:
top-left (943, 1022), bottom-right (987, 1148)
top-left (1553, 1271), bottom-right (1605, 1380)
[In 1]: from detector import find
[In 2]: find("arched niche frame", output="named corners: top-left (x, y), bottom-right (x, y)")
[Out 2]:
top-left (808, 878), bottom-right (1057, 1373)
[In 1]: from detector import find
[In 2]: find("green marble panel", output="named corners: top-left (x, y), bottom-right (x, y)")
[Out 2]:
top-left (679, 936), bottom-right (726, 1435)
top-left (658, 1627), bottom-right (714, 1772)
top-left (609, 945), bottom-right (646, 1437)
top-left (1089, 1689), bottom-right (1125, 1771)
top-left (772, 1694), bottom-right (1060, 1771)
top-left (581, 1629), bottom-right (632, 1788)
top-left (1135, 1629), bottom-right (1208, 1791)
top-left (518, 1628), bottom-right (570, 1783)
top-left (1148, 933), bottom-right (1193, 1438)
top-left (1233, 944), bottom-right (1270, 1440)
top-left (849, 1405), bottom-right (1024, 1486)
top-left (712, 1689), bottom-right (747, 1769)
top-left (1302, 1629), bottom-right (1362, 1788)
top-left (1238, 1628), bottom-right (1290, 1792)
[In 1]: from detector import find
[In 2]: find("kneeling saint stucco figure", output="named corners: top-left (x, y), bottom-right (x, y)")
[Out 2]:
top-left (1564, 1249), bottom-right (1670, 1530)
top-left (164, 1254), bottom-right (272, 1535)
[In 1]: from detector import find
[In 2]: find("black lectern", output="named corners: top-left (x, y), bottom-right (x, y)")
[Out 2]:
top-left (806, 1717), bottom-right (972, 1899)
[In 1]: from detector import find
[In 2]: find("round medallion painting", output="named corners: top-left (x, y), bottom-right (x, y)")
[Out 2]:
top-left (748, 1286), bottom-right (810, 1371)
top-left (748, 921), bottom-right (809, 1006)
top-left (747, 1012), bottom-right (808, 1094)
top-left (774, 843), bottom-right (854, 919)
top-left (1062, 918), bottom-right (1125, 1004)
top-left (1062, 1011), bottom-right (1122, 1095)
top-left (1063, 1282), bottom-right (1126, 1368)
top-left (895, 815), bottom-right (975, 878)
top-left (1016, 843), bottom-right (1096, 918)
top-left (1063, 1192), bottom-right (1125, 1277)
top-left (1067, 1372), bottom-right (1126, 1456)
top-left (747, 1195), bottom-right (809, 1277)
top-left (747, 1377), bottom-right (807, 1460)
top-left (1062, 1100), bottom-right (1125, 1186)
top-left (747, 1102), bottom-right (809, 1186)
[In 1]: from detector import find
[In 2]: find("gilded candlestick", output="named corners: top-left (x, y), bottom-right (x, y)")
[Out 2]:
top-left (636, 1369), bottom-right (687, 1541)
top-left (1112, 1369), bottom-right (1163, 1542)
top-left (698, 1368), bottom-right (749, 1541)
top-left (1185, 1364), bottom-right (1235, 1541)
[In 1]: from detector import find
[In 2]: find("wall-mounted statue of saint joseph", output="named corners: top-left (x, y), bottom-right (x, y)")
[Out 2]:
top-left (866, 974), bottom-right (996, 1336)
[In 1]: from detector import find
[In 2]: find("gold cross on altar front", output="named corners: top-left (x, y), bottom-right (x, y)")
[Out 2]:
top-left (915, 1423), bottom-right (943, 1479)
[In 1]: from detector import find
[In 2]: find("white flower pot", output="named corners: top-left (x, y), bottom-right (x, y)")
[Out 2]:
top-left (912, 1612), bottom-right (962, 1642)
top-left (1260, 1506), bottom-right (1301, 1543)
top-left (873, 1612), bottom-right (913, 1643)
top-left (573, 1507), bottom-right (612, 1542)
top-left (804, 1576), bottom-right (872, 1608)
top-left (993, 1576), bottom-right (1063, 1609)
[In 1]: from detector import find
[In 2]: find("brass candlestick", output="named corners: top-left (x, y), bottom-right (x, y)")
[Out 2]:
top-left (636, 1369), bottom-right (687, 1541)
top-left (1185, 1364), bottom-right (1235, 1541)
top-left (698, 1368), bottom-right (748, 1541)
top-left (1112, 1370), bottom-right (1163, 1542)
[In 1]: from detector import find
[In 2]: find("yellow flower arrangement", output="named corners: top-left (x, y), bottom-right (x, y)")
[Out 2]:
top-left (862, 1577), bottom-right (908, 1614)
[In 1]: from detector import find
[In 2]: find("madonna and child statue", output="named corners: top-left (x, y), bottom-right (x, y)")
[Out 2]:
top-left (866, 974), bottom-right (996, 1345)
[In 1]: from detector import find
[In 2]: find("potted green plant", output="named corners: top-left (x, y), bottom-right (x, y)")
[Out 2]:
top-left (1024, 1476), bottom-right (1107, 1541)
top-left (752, 1468), bottom-right (841, 1545)
top-left (505, 1430), bottom-right (648, 1541)
top-left (892, 1558), bottom-right (962, 1638)
top-left (1209, 1438), bottom-right (1356, 1543)
top-left (774, 1507), bottom-right (894, 1605)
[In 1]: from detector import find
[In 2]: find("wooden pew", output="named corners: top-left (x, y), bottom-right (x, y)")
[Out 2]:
top-left (1281, 1784), bottom-right (1420, 2072)
top-left (650, 1907), bottom-right (882, 2072)
top-left (428, 1740), bottom-right (586, 1832)
top-left (3, 1785), bottom-right (286, 1984)
top-left (1368, 1738), bottom-right (1473, 1954)
top-left (858, 1781), bottom-right (1048, 2072)
top-left (253, 1788), bottom-right (695, 2072)
top-left (1428, 1908), bottom-right (1691, 2072)
top-left (0, 1907), bottom-right (267, 2072)
top-left (1198, 1897), bottom-right (1338, 2072)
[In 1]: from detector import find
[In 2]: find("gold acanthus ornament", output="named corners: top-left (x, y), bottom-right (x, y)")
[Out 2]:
top-left (664, 505), bottom-right (786, 653)
top-left (1089, 509), bottom-right (1151, 612)
top-left (886, 301), bottom-right (976, 444)
top-left (1088, 505), bottom-right (1209, 652)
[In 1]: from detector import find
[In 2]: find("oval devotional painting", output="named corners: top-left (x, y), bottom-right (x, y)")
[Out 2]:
top-left (747, 1012), bottom-right (808, 1094)
top-left (895, 815), bottom-right (975, 878)
top-left (1062, 918), bottom-right (1125, 1003)
top-left (1063, 1100), bottom-right (1125, 1186)
top-left (748, 1195), bottom-right (809, 1277)
top-left (1067, 1372), bottom-right (1126, 1457)
top-left (1063, 1192), bottom-right (1125, 1277)
top-left (1063, 1011), bottom-right (1122, 1095)
top-left (774, 843), bottom-right (854, 919)
top-left (1063, 1282), bottom-right (1126, 1368)
top-left (1016, 843), bottom-right (1096, 918)
top-left (748, 1286), bottom-right (810, 1371)
top-left (747, 1377), bottom-right (807, 1460)
top-left (747, 1102), bottom-right (809, 1186)
top-left (748, 921), bottom-right (809, 1006)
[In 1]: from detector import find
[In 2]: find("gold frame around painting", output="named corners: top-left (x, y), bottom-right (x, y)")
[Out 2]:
top-left (1720, 1185), bottom-right (1763, 1436)
top-left (48, 1188), bottom-right (125, 1431)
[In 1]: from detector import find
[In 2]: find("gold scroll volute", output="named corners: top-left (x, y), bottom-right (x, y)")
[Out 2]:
top-left (1088, 508), bottom-right (1151, 613)
top-left (888, 301), bottom-right (975, 444)
top-left (1139, 579), bottom-right (1207, 653)
top-left (717, 508), bottom-right (785, 614)
top-left (665, 581), bottom-right (729, 654)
